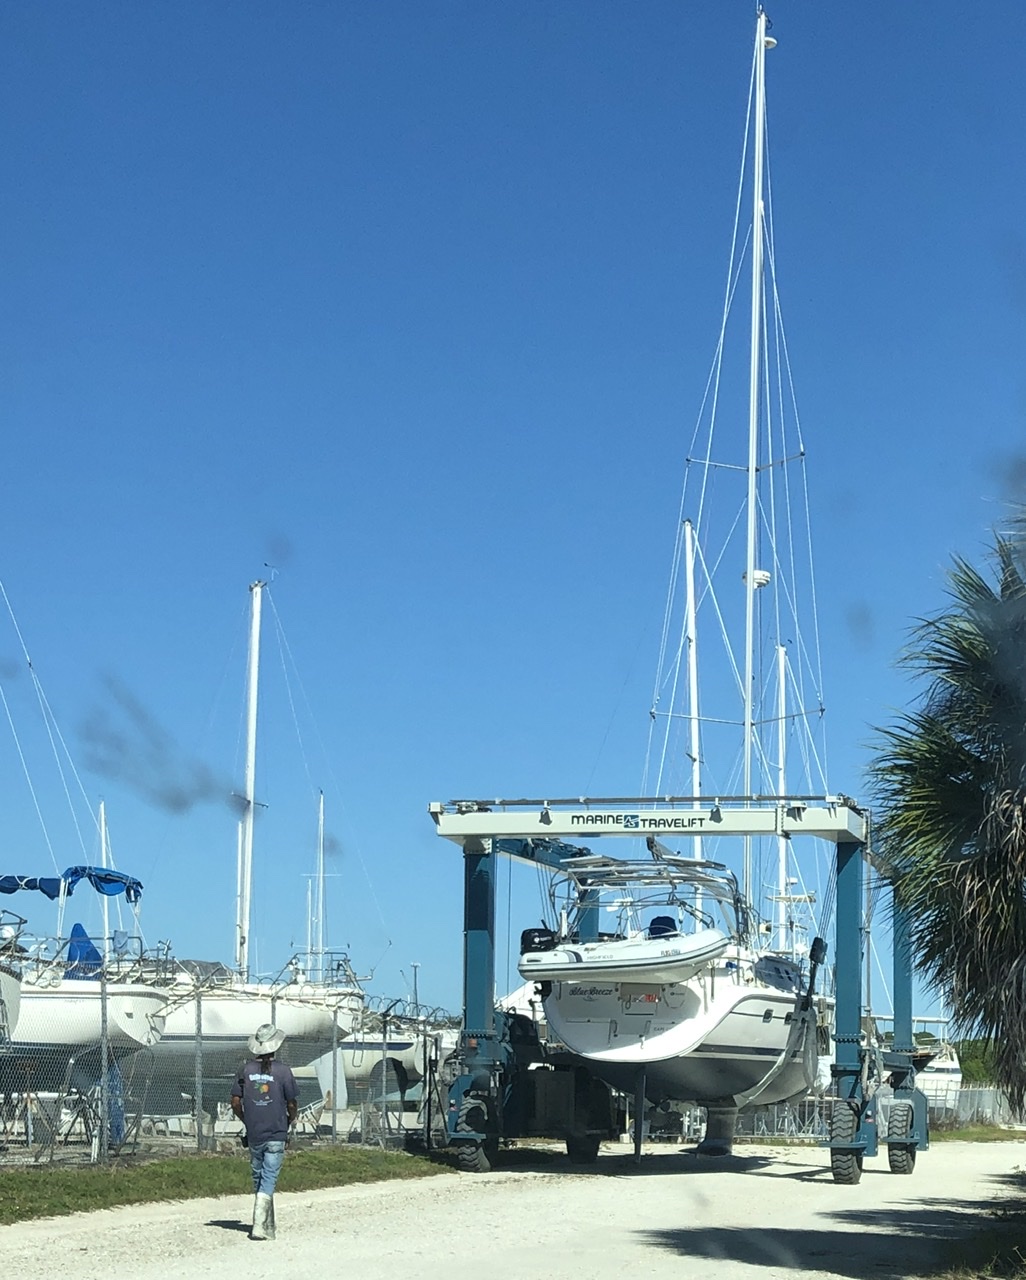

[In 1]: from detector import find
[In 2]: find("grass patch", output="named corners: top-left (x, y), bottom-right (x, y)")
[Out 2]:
top-left (0, 1145), bottom-right (450, 1226)
top-left (930, 1126), bottom-right (1024, 1144)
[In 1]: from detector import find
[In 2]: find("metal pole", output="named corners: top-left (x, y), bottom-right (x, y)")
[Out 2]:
top-left (379, 1009), bottom-right (389, 1141)
top-left (633, 1067), bottom-right (646, 1165)
top-left (422, 1028), bottom-right (431, 1151)
top-left (194, 985), bottom-right (204, 1151)
top-left (99, 967), bottom-right (110, 1165)
top-left (331, 1005), bottom-right (339, 1145)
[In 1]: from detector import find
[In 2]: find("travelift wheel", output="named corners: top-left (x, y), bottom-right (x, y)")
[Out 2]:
top-left (887, 1101), bottom-right (916, 1175)
top-left (455, 1095), bottom-right (498, 1173)
top-left (457, 1140), bottom-right (493, 1173)
top-left (566, 1133), bottom-right (600, 1164)
top-left (829, 1101), bottom-right (863, 1185)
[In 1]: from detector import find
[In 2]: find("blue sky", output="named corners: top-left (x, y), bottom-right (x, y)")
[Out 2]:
top-left (0, 2), bottom-right (1022, 1013)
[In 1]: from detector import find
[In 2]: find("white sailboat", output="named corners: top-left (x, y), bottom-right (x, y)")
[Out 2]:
top-left (0, 911), bottom-right (24, 1044)
top-left (519, 9), bottom-right (834, 1151)
top-left (0, 868), bottom-right (168, 1093)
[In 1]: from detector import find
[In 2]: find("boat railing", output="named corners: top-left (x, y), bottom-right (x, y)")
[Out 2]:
top-left (15, 931), bottom-right (174, 986)
top-left (550, 855), bottom-right (745, 941)
top-left (266, 949), bottom-right (365, 993)
top-left (0, 909), bottom-right (28, 961)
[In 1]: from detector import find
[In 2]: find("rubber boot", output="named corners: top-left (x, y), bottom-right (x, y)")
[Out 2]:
top-left (265, 1195), bottom-right (276, 1241)
top-left (251, 1192), bottom-right (272, 1241)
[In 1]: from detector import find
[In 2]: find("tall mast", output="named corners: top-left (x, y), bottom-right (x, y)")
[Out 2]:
top-left (236, 579), bottom-right (265, 980)
top-left (99, 799), bottom-right (110, 963)
top-left (775, 644), bottom-right (787, 949)
top-left (684, 519), bottom-right (702, 862)
top-left (315, 790), bottom-right (325, 982)
top-left (742, 8), bottom-right (773, 900)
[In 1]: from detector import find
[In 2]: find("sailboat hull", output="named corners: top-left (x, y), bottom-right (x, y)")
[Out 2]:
top-left (140, 982), bottom-right (365, 1112)
top-left (540, 950), bottom-right (824, 1109)
top-left (0, 979), bottom-right (168, 1092)
top-left (0, 964), bottom-right (21, 1042)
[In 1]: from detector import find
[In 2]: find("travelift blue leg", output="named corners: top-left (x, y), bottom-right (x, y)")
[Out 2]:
top-left (830, 838), bottom-right (877, 1175)
top-left (462, 837), bottom-right (496, 1077)
top-left (833, 840), bottom-right (864, 1088)
top-left (891, 890), bottom-right (928, 1156)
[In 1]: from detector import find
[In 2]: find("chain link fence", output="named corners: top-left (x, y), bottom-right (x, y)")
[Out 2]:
top-left (0, 946), bottom-right (459, 1168)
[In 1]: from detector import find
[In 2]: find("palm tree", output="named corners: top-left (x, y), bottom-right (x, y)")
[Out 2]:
top-left (868, 512), bottom-right (1026, 1108)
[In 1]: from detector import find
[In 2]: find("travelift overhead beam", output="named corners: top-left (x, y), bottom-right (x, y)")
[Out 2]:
top-left (429, 796), bottom-right (868, 846)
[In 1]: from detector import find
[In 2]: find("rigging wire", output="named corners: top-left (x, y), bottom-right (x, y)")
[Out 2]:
top-left (0, 579), bottom-right (101, 873)
top-left (263, 587), bottom-right (391, 946)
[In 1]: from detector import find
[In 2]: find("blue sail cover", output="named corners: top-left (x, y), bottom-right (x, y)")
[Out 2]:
top-left (65, 921), bottom-right (103, 978)
top-left (61, 867), bottom-right (143, 904)
top-left (0, 867), bottom-right (143, 904)
top-left (0, 874), bottom-right (62, 899)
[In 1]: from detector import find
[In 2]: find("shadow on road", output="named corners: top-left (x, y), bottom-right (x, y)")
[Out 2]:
top-left (637, 1222), bottom-right (949, 1278)
top-left (205, 1219), bottom-right (252, 1234)
top-left (638, 1174), bottom-right (1026, 1279)
top-left (492, 1148), bottom-right (779, 1178)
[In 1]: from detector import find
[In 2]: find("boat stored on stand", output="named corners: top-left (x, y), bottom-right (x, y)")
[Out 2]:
top-left (0, 868), bottom-right (167, 1093)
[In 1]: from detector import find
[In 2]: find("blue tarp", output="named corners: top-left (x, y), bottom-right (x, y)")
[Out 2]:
top-left (0, 866), bottom-right (143, 904)
top-left (65, 922), bottom-right (104, 979)
top-left (61, 867), bottom-right (143, 904)
top-left (0, 875), bottom-right (62, 899)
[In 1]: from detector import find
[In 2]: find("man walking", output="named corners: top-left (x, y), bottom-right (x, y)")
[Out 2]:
top-left (231, 1023), bottom-right (298, 1241)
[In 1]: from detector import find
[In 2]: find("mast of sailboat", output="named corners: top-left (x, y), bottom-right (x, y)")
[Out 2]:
top-left (683, 519), bottom-right (702, 863)
top-left (235, 579), bottom-right (265, 981)
top-left (99, 799), bottom-right (110, 964)
top-left (315, 790), bottom-right (325, 982)
top-left (775, 645), bottom-right (787, 950)
top-left (742, 7), bottom-right (774, 902)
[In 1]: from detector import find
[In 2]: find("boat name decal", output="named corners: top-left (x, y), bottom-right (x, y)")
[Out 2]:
top-left (568, 985), bottom-right (615, 999)
top-left (569, 813), bottom-right (707, 829)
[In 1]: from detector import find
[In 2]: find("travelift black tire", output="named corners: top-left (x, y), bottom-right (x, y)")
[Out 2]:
top-left (457, 1140), bottom-right (493, 1173)
top-left (887, 1101), bottom-right (916, 1175)
top-left (829, 1102), bottom-right (863, 1185)
top-left (566, 1134), bottom-right (600, 1164)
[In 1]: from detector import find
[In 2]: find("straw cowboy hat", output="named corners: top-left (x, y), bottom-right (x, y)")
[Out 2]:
top-left (248, 1023), bottom-right (286, 1056)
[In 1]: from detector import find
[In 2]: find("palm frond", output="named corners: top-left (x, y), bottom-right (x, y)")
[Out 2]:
top-left (868, 508), bottom-right (1026, 1108)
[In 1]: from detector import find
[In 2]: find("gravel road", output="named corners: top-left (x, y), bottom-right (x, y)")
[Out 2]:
top-left (3, 1141), bottom-right (1023, 1280)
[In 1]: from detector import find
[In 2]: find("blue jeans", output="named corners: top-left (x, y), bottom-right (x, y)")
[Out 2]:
top-left (249, 1140), bottom-right (286, 1196)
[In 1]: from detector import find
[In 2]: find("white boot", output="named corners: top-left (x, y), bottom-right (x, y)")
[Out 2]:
top-left (265, 1195), bottom-right (276, 1241)
top-left (251, 1192), bottom-right (272, 1241)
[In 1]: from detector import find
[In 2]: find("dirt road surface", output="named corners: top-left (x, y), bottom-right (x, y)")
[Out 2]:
top-left (3, 1141), bottom-right (1023, 1280)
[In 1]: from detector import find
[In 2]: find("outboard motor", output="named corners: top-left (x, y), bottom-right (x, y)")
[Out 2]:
top-left (648, 915), bottom-right (677, 939)
top-left (520, 925), bottom-right (557, 954)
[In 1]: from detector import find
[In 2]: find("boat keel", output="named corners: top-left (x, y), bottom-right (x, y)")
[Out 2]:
top-left (696, 1104), bottom-right (737, 1156)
